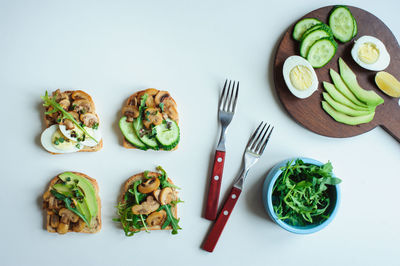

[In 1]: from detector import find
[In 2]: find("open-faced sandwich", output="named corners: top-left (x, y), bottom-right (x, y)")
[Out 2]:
top-left (40, 89), bottom-right (103, 154)
top-left (42, 171), bottom-right (101, 234)
top-left (114, 166), bottom-right (182, 236)
top-left (119, 89), bottom-right (180, 151)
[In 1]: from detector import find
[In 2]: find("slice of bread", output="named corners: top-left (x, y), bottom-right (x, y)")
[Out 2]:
top-left (119, 171), bottom-right (179, 232)
top-left (43, 172), bottom-right (101, 234)
top-left (121, 89), bottom-right (179, 150)
top-left (42, 89), bottom-right (103, 154)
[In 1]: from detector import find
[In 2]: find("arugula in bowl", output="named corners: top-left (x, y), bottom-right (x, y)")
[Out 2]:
top-left (272, 159), bottom-right (341, 227)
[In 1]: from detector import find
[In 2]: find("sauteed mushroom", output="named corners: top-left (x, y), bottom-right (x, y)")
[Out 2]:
top-left (131, 196), bottom-right (160, 215)
top-left (146, 210), bottom-right (166, 226)
top-left (122, 105), bottom-right (139, 120)
top-left (62, 111), bottom-right (80, 130)
top-left (80, 113), bottom-right (99, 128)
top-left (50, 214), bottom-right (60, 228)
top-left (72, 99), bottom-right (95, 114)
top-left (137, 91), bottom-right (156, 108)
top-left (159, 187), bottom-right (176, 205)
top-left (162, 97), bottom-right (178, 121)
top-left (71, 90), bottom-right (92, 101)
top-left (152, 189), bottom-right (161, 202)
top-left (154, 91), bottom-right (170, 105)
top-left (72, 219), bottom-right (86, 232)
top-left (138, 177), bottom-right (160, 194)
top-left (59, 99), bottom-right (70, 110)
top-left (57, 208), bottom-right (79, 234)
top-left (143, 108), bottom-right (163, 128)
top-left (53, 89), bottom-right (69, 102)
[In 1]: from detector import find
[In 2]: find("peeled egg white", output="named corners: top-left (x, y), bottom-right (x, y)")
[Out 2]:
top-left (351, 35), bottom-right (390, 71)
top-left (41, 124), bottom-right (82, 153)
top-left (283, 55), bottom-right (318, 99)
top-left (59, 125), bottom-right (102, 147)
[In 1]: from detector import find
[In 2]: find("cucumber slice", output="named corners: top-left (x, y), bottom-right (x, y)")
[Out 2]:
top-left (292, 18), bottom-right (322, 41)
top-left (352, 16), bottom-right (357, 38)
top-left (306, 37), bottom-right (337, 68)
top-left (155, 119), bottom-right (180, 150)
top-left (338, 58), bottom-right (384, 106)
top-left (301, 23), bottom-right (332, 41)
top-left (322, 101), bottom-right (375, 125)
top-left (119, 116), bottom-right (148, 150)
top-left (300, 29), bottom-right (331, 58)
top-left (133, 118), bottom-right (159, 150)
top-left (329, 6), bottom-right (355, 43)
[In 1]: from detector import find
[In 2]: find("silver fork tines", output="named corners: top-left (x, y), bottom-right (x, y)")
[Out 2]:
top-left (234, 121), bottom-right (274, 189)
top-left (216, 79), bottom-right (239, 151)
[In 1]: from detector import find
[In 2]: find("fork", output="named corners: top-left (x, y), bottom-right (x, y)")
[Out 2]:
top-left (202, 122), bottom-right (274, 252)
top-left (205, 79), bottom-right (239, 221)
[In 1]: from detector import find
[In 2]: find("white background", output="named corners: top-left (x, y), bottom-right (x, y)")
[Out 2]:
top-left (0, 0), bottom-right (399, 265)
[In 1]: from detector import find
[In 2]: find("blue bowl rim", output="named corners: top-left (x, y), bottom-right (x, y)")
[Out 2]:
top-left (262, 157), bottom-right (341, 234)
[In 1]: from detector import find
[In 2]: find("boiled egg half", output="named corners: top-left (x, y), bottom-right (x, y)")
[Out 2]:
top-left (283, 55), bottom-right (318, 99)
top-left (41, 124), bottom-right (83, 153)
top-left (59, 125), bottom-right (101, 147)
top-left (351, 35), bottom-right (390, 71)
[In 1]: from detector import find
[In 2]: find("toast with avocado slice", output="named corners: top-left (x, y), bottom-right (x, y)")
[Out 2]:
top-left (119, 89), bottom-right (180, 151)
top-left (114, 166), bottom-right (182, 236)
top-left (40, 89), bottom-right (103, 154)
top-left (42, 172), bottom-right (102, 234)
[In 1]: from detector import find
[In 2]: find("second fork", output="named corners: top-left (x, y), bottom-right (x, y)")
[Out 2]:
top-left (204, 79), bottom-right (239, 221)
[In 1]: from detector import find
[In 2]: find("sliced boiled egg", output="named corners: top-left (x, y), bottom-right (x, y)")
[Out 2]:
top-left (283, 55), bottom-right (318, 99)
top-left (41, 124), bottom-right (82, 153)
top-left (351, 36), bottom-right (390, 71)
top-left (59, 125), bottom-right (101, 147)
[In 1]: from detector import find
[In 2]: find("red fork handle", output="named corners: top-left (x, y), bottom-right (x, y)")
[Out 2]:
top-left (202, 186), bottom-right (242, 252)
top-left (205, 150), bottom-right (226, 220)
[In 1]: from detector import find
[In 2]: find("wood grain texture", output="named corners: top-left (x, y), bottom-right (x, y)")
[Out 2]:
top-left (274, 5), bottom-right (400, 142)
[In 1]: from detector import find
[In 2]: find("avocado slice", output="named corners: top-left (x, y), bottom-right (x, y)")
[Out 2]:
top-left (322, 101), bottom-right (375, 125)
top-left (53, 183), bottom-right (74, 198)
top-left (58, 172), bottom-right (98, 225)
top-left (322, 92), bottom-right (373, 117)
top-left (338, 58), bottom-right (384, 106)
top-left (329, 69), bottom-right (371, 108)
top-left (323, 82), bottom-right (373, 111)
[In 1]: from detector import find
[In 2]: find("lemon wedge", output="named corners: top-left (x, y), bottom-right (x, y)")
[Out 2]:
top-left (375, 71), bottom-right (400, 98)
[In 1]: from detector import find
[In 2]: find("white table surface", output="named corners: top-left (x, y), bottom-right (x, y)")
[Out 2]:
top-left (1, 0), bottom-right (399, 265)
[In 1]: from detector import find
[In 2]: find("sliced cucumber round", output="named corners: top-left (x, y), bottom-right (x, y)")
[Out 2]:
top-left (352, 16), bottom-right (357, 38)
top-left (292, 18), bottom-right (322, 41)
top-left (119, 116), bottom-right (147, 150)
top-left (329, 6), bottom-right (355, 43)
top-left (155, 119), bottom-right (180, 150)
top-left (300, 29), bottom-right (331, 58)
top-left (133, 118), bottom-right (159, 150)
top-left (301, 23), bottom-right (332, 41)
top-left (306, 37), bottom-right (337, 68)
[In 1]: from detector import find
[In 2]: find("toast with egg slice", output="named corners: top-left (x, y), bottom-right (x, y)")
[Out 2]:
top-left (119, 89), bottom-right (180, 151)
top-left (115, 167), bottom-right (182, 235)
top-left (40, 89), bottom-right (103, 154)
top-left (42, 171), bottom-right (101, 234)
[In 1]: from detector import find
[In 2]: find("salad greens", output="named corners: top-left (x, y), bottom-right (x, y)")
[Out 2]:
top-left (272, 159), bottom-right (341, 226)
top-left (41, 91), bottom-right (98, 143)
top-left (50, 190), bottom-right (90, 226)
top-left (114, 166), bottom-right (182, 236)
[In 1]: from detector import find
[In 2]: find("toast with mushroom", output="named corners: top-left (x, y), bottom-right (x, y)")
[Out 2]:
top-left (40, 89), bottom-right (103, 154)
top-left (119, 89), bottom-right (180, 151)
top-left (115, 166), bottom-right (182, 236)
top-left (42, 171), bottom-right (101, 234)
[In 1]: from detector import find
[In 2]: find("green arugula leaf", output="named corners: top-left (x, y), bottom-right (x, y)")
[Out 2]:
top-left (156, 166), bottom-right (181, 189)
top-left (41, 91), bottom-right (98, 143)
top-left (159, 204), bottom-right (181, 235)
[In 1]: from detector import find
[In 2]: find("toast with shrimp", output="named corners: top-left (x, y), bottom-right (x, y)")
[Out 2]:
top-left (119, 89), bottom-right (180, 151)
top-left (115, 166), bottom-right (182, 236)
top-left (40, 89), bottom-right (103, 154)
top-left (42, 171), bottom-right (101, 234)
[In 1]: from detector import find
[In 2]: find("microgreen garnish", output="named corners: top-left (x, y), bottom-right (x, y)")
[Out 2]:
top-left (159, 102), bottom-right (164, 112)
top-left (41, 91), bottom-right (97, 143)
top-left (92, 122), bottom-right (99, 130)
top-left (272, 159), bottom-right (341, 226)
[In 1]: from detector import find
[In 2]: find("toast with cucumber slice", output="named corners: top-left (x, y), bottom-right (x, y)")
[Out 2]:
top-left (42, 172), bottom-right (102, 234)
top-left (119, 89), bottom-right (180, 151)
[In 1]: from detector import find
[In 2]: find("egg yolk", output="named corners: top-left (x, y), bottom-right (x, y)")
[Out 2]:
top-left (51, 129), bottom-right (77, 150)
top-left (289, 65), bottom-right (313, 91)
top-left (358, 42), bottom-right (379, 64)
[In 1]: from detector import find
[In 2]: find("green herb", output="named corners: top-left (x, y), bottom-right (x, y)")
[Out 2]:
top-left (54, 139), bottom-right (60, 145)
top-left (132, 180), bottom-right (149, 232)
top-left (50, 190), bottom-right (90, 226)
top-left (272, 159), bottom-right (341, 226)
top-left (159, 102), bottom-right (164, 112)
top-left (157, 166), bottom-right (180, 189)
top-left (41, 91), bottom-right (97, 143)
top-left (92, 122), bottom-right (99, 130)
top-left (159, 204), bottom-right (181, 235)
top-left (143, 171), bottom-right (149, 179)
top-left (76, 143), bottom-right (81, 149)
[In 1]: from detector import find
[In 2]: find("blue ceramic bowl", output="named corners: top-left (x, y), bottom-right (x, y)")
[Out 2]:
top-left (262, 157), bottom-right (341, 234)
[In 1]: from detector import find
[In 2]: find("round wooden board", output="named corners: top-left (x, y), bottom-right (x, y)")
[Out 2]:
top-left (274, 5), bottom-right (400, 142)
